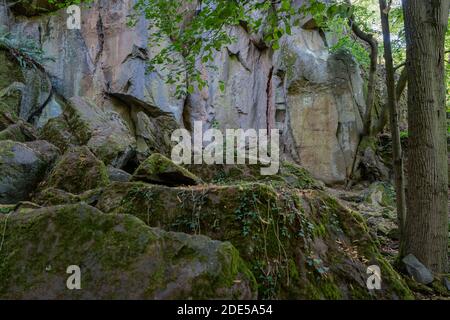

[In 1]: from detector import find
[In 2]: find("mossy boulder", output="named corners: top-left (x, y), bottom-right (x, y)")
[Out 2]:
top-left (33, 188), bottom-right (103, 207)
top-left (132, 153), bottom-right (202, 187)
top-left (39, 97), bottom-right (135, 168)
top-left (42, 146), bottom-right (109, 195)
top-left (0, 140), bottom-right (49, 204)
top-left (0, 50), bottom-right (23, 126)
top-left (185, 161), bottom-right (323, 190)
top-left (363, 182), bottom-right (396, 208)
top-left (0, 120), bottom-right (37, 143)
top-left (0, 203), bottom-right (257, 299)
top-left (24, 140), bottom-right (60, 165)
top-left (97, 182), bottom-right (412, 300)
top-left (107, 166), bottom-right (131, 183)
top-left (39, 116), bottom-right (83, 152)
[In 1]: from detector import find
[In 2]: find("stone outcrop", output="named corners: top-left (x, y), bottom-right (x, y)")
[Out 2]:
top-left (0, 0), bottom-right (419, 301)
top-left (0, 204), bottom-right (257, 299)
top-left (1, 0), bottom-right (367, 184)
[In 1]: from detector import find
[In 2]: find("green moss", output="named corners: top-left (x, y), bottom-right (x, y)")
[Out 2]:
top-left (97, 182), bottom-right (412, 300)
top-left (0, 205), bottom-right (15, 215)
top-left (132, 153), bottom-right (202, 186)
top-left (43, 146), bottom-right (109, 194)
top-left (0, 204), bottom-right (256, 299)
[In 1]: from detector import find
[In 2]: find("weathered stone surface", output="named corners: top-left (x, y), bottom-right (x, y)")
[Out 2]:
top-left (33, 187), bottom-right (103, 207)
top-left (0, 203), bottom-right (257, 299)
top-left (131, 109), bottom-right (179, 162)
top-left (273, 32), bottom-right (365, 185)
top-left (402, 254), bottom-right (434, 285)
top-left (4, 0), bottom-right (369, 184)
top-left (25, 140), bottom-right (60, 162)
top-left (0, 140), bottom-right (48, 204)
top-left (0, 45), bottom-right (52, 124)
top-left (8, 0), bottom-right (185, 121)
top-left (6, 0), bottom-right (61, 17)
top-left (40, 96), bottom-right (135, 168)
top-left (97, 181), bottom-right (412, 300)
top-left (107, 166), bottom-right (131, 183)
top-left (0, 123), bottom-right (28, 142)
top-left (185, 161), bottom-right (323, 190)
top-left (42, 146), bottom-right (109, 195)
top-left (132, 154), bottom-right (202, 187)
top-left (0, 50), bottom-right (23, 124)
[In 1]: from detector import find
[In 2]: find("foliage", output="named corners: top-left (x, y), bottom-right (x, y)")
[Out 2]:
top-left (129, 0), bottom-right (373, 97)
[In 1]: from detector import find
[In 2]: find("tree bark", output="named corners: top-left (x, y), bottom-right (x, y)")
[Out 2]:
top-left (402, 0), bottom-right (449, 273)
top-left (374, 65), bottom-right (408, 133)
top-left (348, 16), bottom-right (378, 136)
top-left (379, 0), bottom-right (407, 255)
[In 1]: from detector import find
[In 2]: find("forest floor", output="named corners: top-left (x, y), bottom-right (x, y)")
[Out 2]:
top-left (327, 184), bottom-right (450, 300)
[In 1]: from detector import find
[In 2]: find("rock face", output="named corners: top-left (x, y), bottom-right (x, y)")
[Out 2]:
top-left (1, 0), bottom-right (366, 184)
top-left (0, 204), bottom-right (257, 299)
top-left (186, 24), bottom-right (365, 185)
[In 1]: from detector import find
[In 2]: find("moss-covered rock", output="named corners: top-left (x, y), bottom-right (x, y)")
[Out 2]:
top-left (0, 140), bottom-right (49, 204)
top-left (42, 146), bottom-right (109, 194)
top-left (185, 161), bottom-right (323, 190)
top-left (132, 153), bottom-right (202, 187)
top-left (39, 97), bottom-right (135, 168)
top-left (39, 116), bottom-right (82, 152)
top-left (0, 203), bottom-right (257, 299)
top-left (33, 188), bottom-right (103, 207)
top-left (96, 181), bottom-right (412, 300)
top-left (363, 182), bottom-right (396, 208)
top-left (0, 50), bottom-right (23, 127)
top-left (6, 0), bottom-right (62, 17)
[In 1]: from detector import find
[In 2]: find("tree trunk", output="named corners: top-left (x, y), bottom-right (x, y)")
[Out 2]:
top-left (374, 64), bottom-right (408, 134)
top-left (402, 0), bottom-right (449, 273)
top-left (379, 0), bottom-right (407, 255)
top-left (348, 16), bottom-right (378, 136)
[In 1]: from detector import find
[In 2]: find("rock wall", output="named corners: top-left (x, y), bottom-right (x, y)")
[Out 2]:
top-left (0, 0), bottom-right (366, 184)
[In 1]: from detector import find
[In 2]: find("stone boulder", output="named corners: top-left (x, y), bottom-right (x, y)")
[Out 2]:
top-left (132, 153), bottom-right (202, 187)
top-left (42, 146), bottom-right (109, 195)
top-left (402, 254), bottom-right (434, 285)
top-left (0, 47), bottom-right (52, 124)
top-left (185, 161), bottom-right (323, 190)
top-left (0, 204), bottom-right (257, 299)
top-left (97, 182), bottom-right (412, 300)
top-left (0, 140), bottom-right (50, 204)
top-left (0, 121), bottom-right (36, 142)
top-left (107, 166), bottom-right (131, 183)
top-left (33, 187), bottom-right (103, 207)
top-left (40, 96), bottom-right (135, 168)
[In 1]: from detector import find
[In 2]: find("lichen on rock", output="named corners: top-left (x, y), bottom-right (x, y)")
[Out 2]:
top-left (41, 146), bottom-right (109, 195)
top-left (96, 181), bottom-right (412, 300)
top-left (132, 153), bottom-right (202, 187)
top-left (0, 203), bottom-right (257, 299)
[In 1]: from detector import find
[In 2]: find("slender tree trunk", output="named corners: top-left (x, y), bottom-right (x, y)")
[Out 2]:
top-left (402, 0), bottom-right (449, 273)
top-left (379, 0), bottom-right (407, 255)
top-left (348, 17), bottom-right (378, 136)
top-left (374, 65), bottom-right (408, 134)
